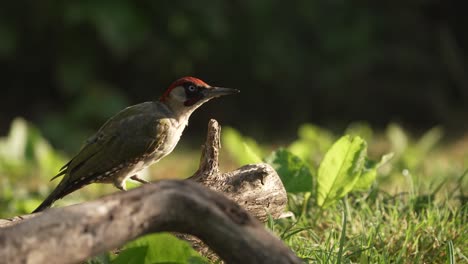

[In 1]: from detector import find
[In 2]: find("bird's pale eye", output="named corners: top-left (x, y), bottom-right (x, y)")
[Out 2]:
top-left (188, 85), bottom-right (196, 92)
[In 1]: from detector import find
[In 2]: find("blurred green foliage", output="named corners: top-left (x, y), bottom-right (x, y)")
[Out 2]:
top-left (387, 124), bottom-right (443, 170)
top-left (0, 117), bottom-right (466, 262)
top-left (0, 118), bottom-right (64, 176)
top-left (288, 124), bottom-right (335, 166)
top-left (0, 118), bottom-right (66, 215)
top-left (1, 1), bottom-right (467, 152)
top-left (222, 127), bottom-right (263, 165)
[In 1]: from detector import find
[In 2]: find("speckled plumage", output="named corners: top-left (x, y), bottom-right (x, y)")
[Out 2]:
top-left (33, 77), bottom-right (239, 212)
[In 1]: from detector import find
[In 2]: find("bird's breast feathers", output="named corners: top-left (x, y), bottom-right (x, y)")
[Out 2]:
top-left (131, 117), bottom-right (185, 172)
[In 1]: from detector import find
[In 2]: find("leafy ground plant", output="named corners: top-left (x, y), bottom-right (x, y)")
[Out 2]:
top-left (233, 129), bottom-right (392, 209)
top-left (223, 124), bottom-right (467, 263)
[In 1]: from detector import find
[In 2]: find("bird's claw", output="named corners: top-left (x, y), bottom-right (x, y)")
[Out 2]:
top-left (130, 175), bottom-right (150, 184)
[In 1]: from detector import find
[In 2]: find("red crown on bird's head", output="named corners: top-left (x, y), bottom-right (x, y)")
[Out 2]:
top-left (160, 77), bottom-right (209, 102)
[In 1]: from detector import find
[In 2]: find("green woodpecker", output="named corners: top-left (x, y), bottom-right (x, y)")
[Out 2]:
top-left (33, 77), bottom-right (239, 212)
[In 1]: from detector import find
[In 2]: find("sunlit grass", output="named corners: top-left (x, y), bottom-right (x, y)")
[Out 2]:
top-left (270, 140), bottom-right (467, 263)
top-left (277, 186), bottom-right (467, 263)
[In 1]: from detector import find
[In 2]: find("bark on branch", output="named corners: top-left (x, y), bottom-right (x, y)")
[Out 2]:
top-left (0, 180), bottom-right (299, 264)
top-left (189, 119), bottom-right (287, 222)
top-left (0, 119), bottom-right (294, 263)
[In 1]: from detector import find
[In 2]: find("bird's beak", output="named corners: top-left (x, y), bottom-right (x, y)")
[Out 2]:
top-left (203, 87), bottom-right (240, 98)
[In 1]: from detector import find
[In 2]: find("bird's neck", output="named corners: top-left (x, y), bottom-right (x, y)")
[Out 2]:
top-left (160, 100), bottom-right (202, 127)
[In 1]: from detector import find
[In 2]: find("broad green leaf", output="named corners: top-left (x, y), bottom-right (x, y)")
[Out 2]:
top-left (317, 136), bottom-right (366, 207)
top-left (112, 246), bottom-right (147, 264)
top-left (354, 153), bottom-right (394, 190)
top-left (353, 158), bottom-right (377, 191)
top-left (222, 127), bottom-right (262, 165)
top-left (116, 233), bottom-right (204, 264)
top-left (266, 148), bottom-right (313, 193)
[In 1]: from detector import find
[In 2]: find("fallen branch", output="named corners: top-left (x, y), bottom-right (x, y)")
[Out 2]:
top-left (0, 180), bottom-right (300, 264)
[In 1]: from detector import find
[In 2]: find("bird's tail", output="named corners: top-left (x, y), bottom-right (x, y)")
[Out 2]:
top-left (32, 180), bottom-right (78, 213)
top-left (32, 191), bottom-right (59, 213)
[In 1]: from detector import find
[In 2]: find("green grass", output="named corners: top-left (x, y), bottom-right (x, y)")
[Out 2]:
top-left (275, 186), bottom-right (466, 263)
top-left (0, 118), bottom-right (467, 263)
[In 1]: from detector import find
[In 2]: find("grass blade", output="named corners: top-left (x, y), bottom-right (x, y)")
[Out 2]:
top-left (446, 240), bottom-right (455, 264)
top-left (337, 198), bottom-right (348, 264)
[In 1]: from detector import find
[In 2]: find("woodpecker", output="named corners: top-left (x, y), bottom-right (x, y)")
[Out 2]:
top-left (33, 77), bottom-right (239, 213)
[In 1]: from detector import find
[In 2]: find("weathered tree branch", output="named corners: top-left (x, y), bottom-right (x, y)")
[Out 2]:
top-left (0, 119), bottom-right (294, 263)
top-left (189, 119), bottom-right (287, 222)
top-left (0, 180), bottom-right (300, 264)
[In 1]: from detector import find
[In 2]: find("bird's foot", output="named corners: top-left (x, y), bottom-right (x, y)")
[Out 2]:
top-left (114, 180), bottom-right (127, 191)
top-left (130, 175), bottom-right (150, 184)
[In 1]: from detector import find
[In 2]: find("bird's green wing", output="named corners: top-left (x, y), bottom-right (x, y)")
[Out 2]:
top-left (55, 102), bottom-right (171, 189)
top-left (32, 102), bottom-right (172, 212)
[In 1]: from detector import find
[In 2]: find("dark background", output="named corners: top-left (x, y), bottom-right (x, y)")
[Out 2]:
top-left (1, 1), bottom-right (467, 151)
